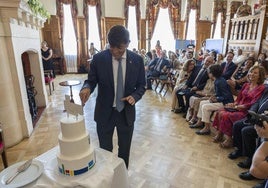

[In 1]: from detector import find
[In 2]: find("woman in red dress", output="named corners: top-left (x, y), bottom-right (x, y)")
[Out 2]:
top-left (212, 66), bottom-right (266, 148)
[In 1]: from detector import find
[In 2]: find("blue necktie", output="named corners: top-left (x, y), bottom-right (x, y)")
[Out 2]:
top-left (116, 59), bottom-right (124, 112)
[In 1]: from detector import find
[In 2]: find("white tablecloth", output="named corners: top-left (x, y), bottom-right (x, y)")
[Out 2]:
top-left (24, 147), bottom-right (129, 188)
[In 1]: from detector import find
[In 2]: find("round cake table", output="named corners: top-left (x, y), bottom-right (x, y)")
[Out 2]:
top-left (59, 80), bottom-right (81, 103)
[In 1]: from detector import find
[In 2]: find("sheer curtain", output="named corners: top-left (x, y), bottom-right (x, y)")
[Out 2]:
top-left (88, 6), bottom-right (101, 51)
top-left (151, 8), bottom-right (174, 52)
top-left (127, 6), bottom-right (138, 51)
top-left (63, 4), bottom-right (77, 73)
top-left (186, 9), bottom-right (196, 40)
top-left (213, 13), bottom-right (222, 39)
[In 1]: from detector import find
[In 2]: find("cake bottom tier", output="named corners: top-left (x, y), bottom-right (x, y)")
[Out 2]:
top-left (57, 147), bottom-right (95, 176)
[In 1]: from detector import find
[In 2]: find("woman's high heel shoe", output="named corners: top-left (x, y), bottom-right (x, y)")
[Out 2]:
top-left (219, 139), bottom-right (233, 148)
top-left (212, 134), bottom-right (223, 143)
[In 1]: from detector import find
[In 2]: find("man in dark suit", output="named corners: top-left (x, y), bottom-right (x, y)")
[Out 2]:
top-left (221, 51), bottom-right (237, 80)
top-left (79, 25), bottom-right (146, 168)
top-left (228, 87), bottom-right (268, 182)
top-left (146, 50), bottom-right (170, 89)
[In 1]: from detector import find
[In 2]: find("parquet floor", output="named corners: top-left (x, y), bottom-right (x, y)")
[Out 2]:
top-left (1, 74), bottom-right (261, 188)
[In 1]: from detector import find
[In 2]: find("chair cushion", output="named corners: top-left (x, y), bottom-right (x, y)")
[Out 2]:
top-left (0, 142), bottom-right (3, 150)
top-left (45, 77), bottom-right (53, 83)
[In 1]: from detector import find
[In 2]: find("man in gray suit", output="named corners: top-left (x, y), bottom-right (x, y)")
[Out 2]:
top-left (80, 25), bottom-right (146, 168)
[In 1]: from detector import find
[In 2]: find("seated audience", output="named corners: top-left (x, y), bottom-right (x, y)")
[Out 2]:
top-left (256, 53), bottom-right (267, 66)
top-left (233, 49), bottom-right (247, 66)
top-left (169, 52), bottom-right (181, 70)
top-left (187, 75), bottom-right (215, 124)
top-left (227, 57), bottom-right (255, 95)
top-left (181, 51), bottom-right (195, 64)
top-left (254, 0), bottom-right (264, 15)
top-left (178, 49), bottom-right (186, 64)
top-left (146, 51), bottom-right (170, 90)
top-left (209, 50), bottom-right (217, 62)
top-left (250, 121), bottom-right (268, 187)
top-left (221, 51), bottom-right (237, 80)
top-left (216, 53), bottom-right (224, 65)
top-left (236, 0), bottom-right (252, 18)
top-left (228, 87), bottom-right (268, 185)
top-left (261, 60), bottom-right (268, 84)
top-left (171, 60), bottom-right (195, 113)
top-left (176, 56), bottom-right (214, 114)
top-left (191, 64), bottom-right (234, 135)
top-left (212, 66), bottom-right (266, 148)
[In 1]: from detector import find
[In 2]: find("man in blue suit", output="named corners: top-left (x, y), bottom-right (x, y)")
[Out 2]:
top-left (146, 50), bottom-right (170, 89)
top-left (80, 25), bottom-right (146, 168)
top-left (221, 51), bottom-right (237, 80)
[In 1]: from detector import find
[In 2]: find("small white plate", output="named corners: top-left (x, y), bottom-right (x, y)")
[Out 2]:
top-left (0, 160), bottom-right (44, 188)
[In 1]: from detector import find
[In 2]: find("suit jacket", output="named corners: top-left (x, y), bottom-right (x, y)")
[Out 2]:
top-left (82, 49), bottom-right (146, 126)
top-left (185, 65), bottom-right (202, 88)
top-left (250, 87), bottom-right (268, 113)
top-left (214, 76), bottom-right (234, 105)
top-left (221, 61), bottom-right (237, 80)
top-left (148, 57), bottom-right (170, 73)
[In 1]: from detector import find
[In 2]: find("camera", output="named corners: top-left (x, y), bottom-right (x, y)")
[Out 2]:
top-left (247, 110), bottom-right (268, 127)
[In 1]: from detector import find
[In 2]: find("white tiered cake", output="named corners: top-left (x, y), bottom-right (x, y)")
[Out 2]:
top-left (57, 96), bottom-right (95, 176)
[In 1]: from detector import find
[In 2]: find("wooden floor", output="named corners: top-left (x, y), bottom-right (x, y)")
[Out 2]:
top-left (1, 74), bottom-right (261, 188)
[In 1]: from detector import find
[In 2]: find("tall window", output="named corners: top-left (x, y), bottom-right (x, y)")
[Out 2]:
top-left (88, 6), bottom-right (101, 51)
top-left (63, 4), bottom-right (77, 72)
top-left (151, 8), bottom-right (174, 52)
top-left (127, 6), bottom-right (138, 51)
top-left (213, 13), bottom-right (222, 39)
top-left (186, 9), bottom-right (196, 40)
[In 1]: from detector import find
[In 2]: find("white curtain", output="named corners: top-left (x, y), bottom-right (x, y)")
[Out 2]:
top-left (64, 55), bottom-right (77, 72)
top-left (63, 4), bottom-right (78, 73)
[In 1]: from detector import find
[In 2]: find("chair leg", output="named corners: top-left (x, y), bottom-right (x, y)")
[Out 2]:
top-left (2, 151), bottom-right (8, 168)
top-left (154, 80), bottom-right (160, 91)
top-left (159, 83), bottom-right (165, 93)
top-left (163, 84), bottom-right (169, 96)
top-left (49, 82), bottom-right (52, 95)
top-left (52, 82), bottom-right (55, 91)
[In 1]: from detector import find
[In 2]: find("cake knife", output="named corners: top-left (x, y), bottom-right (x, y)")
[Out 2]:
top-left (5, 159), bottom-right (32, 185)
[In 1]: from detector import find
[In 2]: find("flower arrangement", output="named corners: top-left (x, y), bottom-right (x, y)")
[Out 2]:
top-left (27, 0), bottom-right (50, 19)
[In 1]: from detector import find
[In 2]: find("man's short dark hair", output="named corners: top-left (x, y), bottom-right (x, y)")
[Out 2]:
top-left (108, 25), bottom-right (130, 48)
top-left (208, 64), bottom-right (223, 78)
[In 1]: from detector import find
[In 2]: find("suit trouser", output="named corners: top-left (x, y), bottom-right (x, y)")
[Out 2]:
top-left (233, 119), bottom-right (258, 158)
top-left (96, 108), bottom-right (134, 168)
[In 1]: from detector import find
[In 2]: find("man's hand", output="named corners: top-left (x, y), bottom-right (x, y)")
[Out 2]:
top-left (122, 95), bottom-right (136, 105)
top-left (79, 88), bottom-right (91, 106)
top-left (190, 86), bottom-right (198, 92)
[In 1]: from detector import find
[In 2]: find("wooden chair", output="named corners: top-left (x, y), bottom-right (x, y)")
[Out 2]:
top-left (44, 70), bottom-right (55, 95)
top-left (0, 125), bottom-right (8, 168)
top-left (159, 69), bottom-right (179, 96)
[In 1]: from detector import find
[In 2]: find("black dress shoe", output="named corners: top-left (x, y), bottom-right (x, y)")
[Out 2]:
top-left (239, 171), bottom-right (256, 180)
top-left (174, 109), bottom-right (180, 113)
top-left (189, 123), bottom-right (204, 129)
top-left (237, 158), bottom-right (252, 169)
top-left (228, 150), bottom-right (242, 160)
top-left (252, 180), bottom-right (267, 188)
top-left (195, 130), bottom-right (211, 135)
